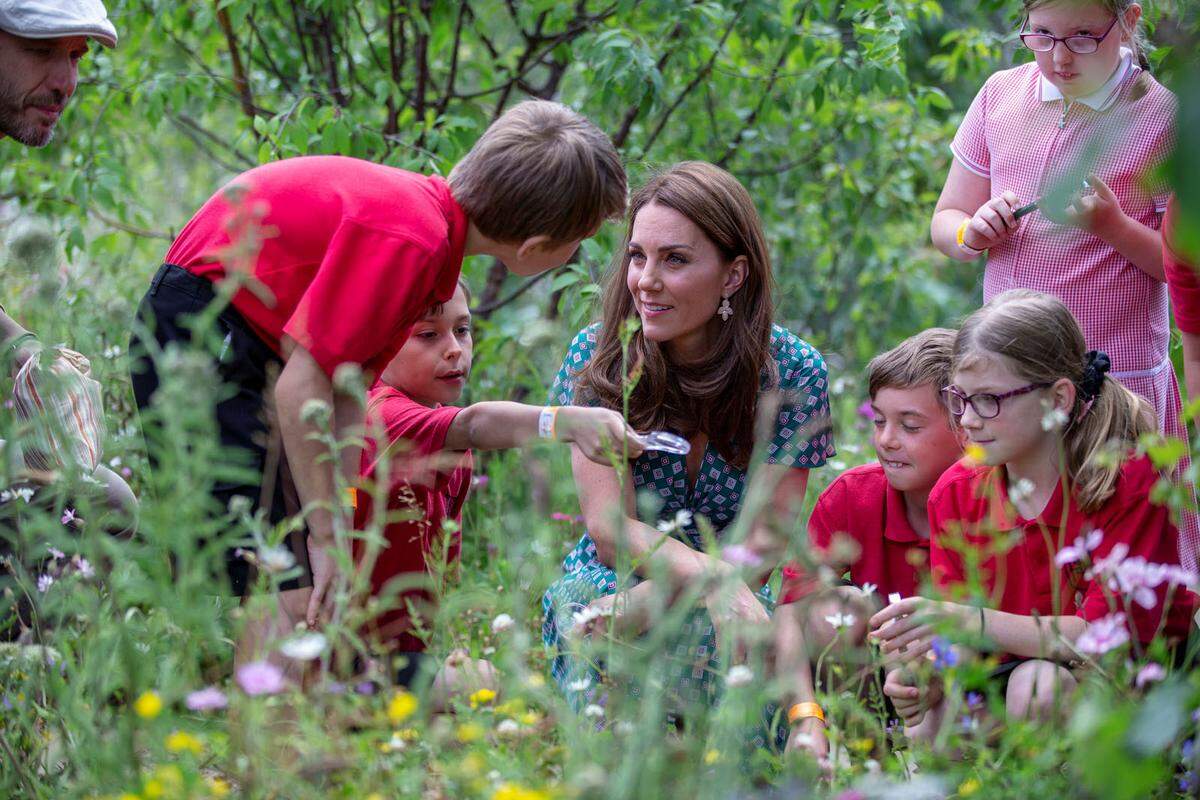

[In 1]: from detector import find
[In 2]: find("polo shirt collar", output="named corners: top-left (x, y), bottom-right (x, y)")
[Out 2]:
top-left (986, 468), bottom-right (1066, 529)
top-left (1038, 47), bottom-right (1133, 111)
top-left (883, 481), bottom-right (925, 545)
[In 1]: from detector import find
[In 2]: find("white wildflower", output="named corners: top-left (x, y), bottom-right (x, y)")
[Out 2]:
top-left (257, 544), bottom-right (296, 573)
top-left (584, 704), bottom-right (605, 719)
top-left (279, 632), bottom-right (327, 661)
top-left (567, 677), bottom-right (592, 693)
top-left (1041, 407), bottom-right (1069, 431)
top-left (860, 582), bottom-right (877, 597)
top-left (824, 612), bottom-right (857, 630)
top-left (491, 613), bottom-right (515, 634)
top-left (1008, 478), bottom-right (1036, 504)
top-left (496, 719), bottom-right (520, 736)
top-left (726, 665), bottom-right (754, 687)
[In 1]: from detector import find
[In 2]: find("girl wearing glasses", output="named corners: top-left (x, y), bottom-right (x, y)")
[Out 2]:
top-left (868, 290), bottom-right (1194, 742)
top-left (928, 2), bottom-right (1185, 507)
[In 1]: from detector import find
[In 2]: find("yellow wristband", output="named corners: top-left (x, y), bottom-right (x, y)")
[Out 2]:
top-left (345, 487), bottom-right (358, 511)
top-left (956, 218), bottom-right (983, 255)
top-left (787, 701), bottom-right (825, 725)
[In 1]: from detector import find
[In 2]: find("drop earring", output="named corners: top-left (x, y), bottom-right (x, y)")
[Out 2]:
top-left (718, 296), bottom-right (733, 322)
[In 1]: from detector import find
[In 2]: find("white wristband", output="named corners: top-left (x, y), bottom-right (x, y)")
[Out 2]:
top-left (538, 406), bottom-right (559, 439)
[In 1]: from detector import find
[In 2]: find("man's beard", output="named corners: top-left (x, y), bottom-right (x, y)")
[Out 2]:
top-left (0, 81), bottom-right (61, 147)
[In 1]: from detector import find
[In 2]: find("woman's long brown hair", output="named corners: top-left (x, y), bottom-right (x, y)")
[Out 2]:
top-left (575, 161), bottom-right (776, 469)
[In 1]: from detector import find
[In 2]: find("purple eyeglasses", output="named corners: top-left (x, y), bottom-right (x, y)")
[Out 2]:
top-left (1020, 15), bottom-right (1120, 55)
top-left (940, 383), bottom-right (1051, 419)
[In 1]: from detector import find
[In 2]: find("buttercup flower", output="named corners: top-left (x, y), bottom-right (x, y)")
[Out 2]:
top-left (165, 730), bottom-right (204, 755)
top-left (469, 688), bottom-right (497, 708)
top-left (388, 690), bottom-right (419, 723)
top-left (133, 691), bottom-right (163, 719)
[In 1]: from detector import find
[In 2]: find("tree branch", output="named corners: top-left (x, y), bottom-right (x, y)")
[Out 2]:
top-left (473, 267), bottom-right (558, 317)
top-left (214, 0), bottom-right (257, 121)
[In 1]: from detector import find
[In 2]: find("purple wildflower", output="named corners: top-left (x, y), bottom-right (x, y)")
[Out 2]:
top-left (36, 574), bottom-right (54, 593)
top-left (120, 466), bottom-right (132, 478)
top-left (355, 681), bottom-right (377, 696)
top-left (857, 401), bottom-right (874, 421)
top-left (47, 545), bottom-right (65, 560)
top-left (60, 508), bottom-right (76, 526)
top-left (186, 686), bottom-right (229, 711)
top-left (1183, 738), bottom-right (1195, 762)
top-left (235, 661), bottom-right (285, 696)
top-left (931, 637), bottom-right (958, 670)
top-left (471, 475), bottom-right (489, 490)
top-left (1054, 529), bottom-right (1103, 567)
top-left (71, 555), bottom-right (94, 578)
top-left (966, 691), bottom-right (984, 710)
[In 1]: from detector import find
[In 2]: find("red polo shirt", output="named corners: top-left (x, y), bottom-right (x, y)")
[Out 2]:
top-left (929, 455), bottom-right (1195, 645)
top-left (165, 156), bottom-right (469, 379)
top-left (353, 384), bottom-right (473, 651)
top-left (779, 463), bottom-right (930, 605)
top-left (1164, 196), bottom-right (1200, 335)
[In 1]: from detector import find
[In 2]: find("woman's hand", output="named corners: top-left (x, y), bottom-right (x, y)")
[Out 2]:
top-left (557, 407), bottom-right (645, 465)
top-left (963, 191), bottom-right (1023, 251)
top-left (786, 716), bottom-right (830, 767)
top-left (868, 597), bottom-right (957, 660)
top-left (705, 574), bottom-right (770, 664)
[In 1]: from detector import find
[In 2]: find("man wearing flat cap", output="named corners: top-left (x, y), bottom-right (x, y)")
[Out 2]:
top-left (0, 0), bottom-right (117, 147)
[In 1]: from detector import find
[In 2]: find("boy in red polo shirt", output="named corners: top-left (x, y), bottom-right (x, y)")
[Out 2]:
top-left (129, 100), bottom-right (627, 659)
top-left (774, 328), bottom-right (963, 759)
top-left (870, 290), bottom-right (1196, 743)
top-left (353, 280), bottom-right (641, 701)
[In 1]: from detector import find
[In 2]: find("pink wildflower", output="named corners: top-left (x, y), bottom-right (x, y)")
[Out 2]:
top-left (857, 401), bottom-right (874, 421)
top-left (1076, 613), bottom-right (1129, 656)
top-left (71, 555), bottom-right (94, 578)
top-left (1135, 662), bottom-right (1166, 689)
top-left (186, 686), bottom-right (229, 711)
top-left (1054, 529), bottom-right (1103, 567)
top-left (37, 574), bottom-right (54, 593)
top-left (60, 508), bottom-right (77, 526)
top-left (235, 661), bottom-right (286, 696)
top-left (721, 544), bottom-right (763, 568)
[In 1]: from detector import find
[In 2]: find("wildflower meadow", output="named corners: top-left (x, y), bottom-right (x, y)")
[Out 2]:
top-left (3, 1), bottom-right (1200, 799)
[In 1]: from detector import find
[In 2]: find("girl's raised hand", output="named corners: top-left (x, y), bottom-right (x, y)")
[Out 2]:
top-left (557, 407), bottom-right (646, 465)
top-left (1063, 175), bottom-right (1124, 236)
top-left (964, 191), bottom-right (1022, 251)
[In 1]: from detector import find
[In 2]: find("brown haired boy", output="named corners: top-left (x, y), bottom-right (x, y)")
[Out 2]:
top-left (772, 328), bottom-right (963, 761)
top-left (129, 100), bottom-right (626, 660)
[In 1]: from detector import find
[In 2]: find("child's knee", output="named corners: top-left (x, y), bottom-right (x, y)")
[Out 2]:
top-left (1005, 660), bottom-right (1075, 721)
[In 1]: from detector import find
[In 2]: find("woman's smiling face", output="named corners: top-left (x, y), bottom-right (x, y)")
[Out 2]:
top-left (624, 201), bottom-right (746, 362)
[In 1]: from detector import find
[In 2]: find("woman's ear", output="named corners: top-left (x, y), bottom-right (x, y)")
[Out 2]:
top-left (723, 256), bottom-right (749, 297)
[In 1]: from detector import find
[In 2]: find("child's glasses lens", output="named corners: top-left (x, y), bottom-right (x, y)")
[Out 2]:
top-left (1064, 36), bottom-right (1100, 54)
top-left (1021, 33), bottom-right (1056, 52)
top-left (974, 395), bottom-right (1001, 419)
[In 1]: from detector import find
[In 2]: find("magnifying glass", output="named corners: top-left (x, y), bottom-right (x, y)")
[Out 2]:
top-left (636, 431), bottom-right (691, 455)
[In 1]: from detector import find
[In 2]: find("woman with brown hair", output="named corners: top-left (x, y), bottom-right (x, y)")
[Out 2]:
top-left (540, 161), bottom-right (834, 723)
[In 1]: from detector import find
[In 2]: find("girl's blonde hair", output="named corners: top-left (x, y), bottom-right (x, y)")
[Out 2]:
top-left (954, 289), bottom-right (1155, 511)
top-left (1022, 0), bottom-right (1151, 70)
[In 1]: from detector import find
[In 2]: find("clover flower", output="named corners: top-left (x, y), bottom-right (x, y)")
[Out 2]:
top-left (235, 661), bottom-right (286, 696)
top-left (185, 686), bottom-right (228, 711)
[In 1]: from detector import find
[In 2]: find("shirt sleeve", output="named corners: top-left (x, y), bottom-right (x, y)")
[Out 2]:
top-left (363, 391), bottom-right (464, 490)
top-left (1164, 198), bottom-right (1200, 335)
top-left (283, 218), bottom-right (449, 378)
top-left (549, 325), bottom-right (600, 406)
top-left (778, 480), bottom-right (846, 604)
top-left (928, 480), bottom-right (967, 592)
top-left (950, 78), bottom-right (993, 179)
top-left (763, 329), bottom-right (835, 469)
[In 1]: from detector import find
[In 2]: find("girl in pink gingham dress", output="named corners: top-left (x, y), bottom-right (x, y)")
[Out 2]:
top-left (930, 0), bottom-right (1192, 563)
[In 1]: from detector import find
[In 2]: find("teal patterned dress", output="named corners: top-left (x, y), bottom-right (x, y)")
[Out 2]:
top-left (541, 323), bottom-right (834, 716)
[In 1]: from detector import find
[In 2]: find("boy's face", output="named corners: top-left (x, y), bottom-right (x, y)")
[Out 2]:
top-left (870, 385), bottom-right (963, 494)
top-left (380, 285), bottom-right (472, 406)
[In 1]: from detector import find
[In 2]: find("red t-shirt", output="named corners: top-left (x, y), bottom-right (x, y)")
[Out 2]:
top-left (779, 463), bottom-right (930, 605)
top-left (353, 384), bottom-right (473, 651)
top-left (1164, 195), bottom-right (1200, 335)
top-left (165, 156), bottom-right (469, 379)
top-left (929, 456), bottom-right (1195, 647)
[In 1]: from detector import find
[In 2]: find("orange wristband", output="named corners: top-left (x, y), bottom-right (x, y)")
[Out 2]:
top-left (787, 701), bottom-right (825, 725)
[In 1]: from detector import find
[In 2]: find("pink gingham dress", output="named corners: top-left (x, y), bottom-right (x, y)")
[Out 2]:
top-left (952, 54), bottom-right (1197, 566)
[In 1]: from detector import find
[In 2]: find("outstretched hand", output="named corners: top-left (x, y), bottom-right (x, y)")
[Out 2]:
top-left (557, 406), bottom-right (645, 465)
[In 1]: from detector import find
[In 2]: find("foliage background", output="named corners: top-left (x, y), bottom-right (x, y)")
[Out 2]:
top-left (2, 0), bottom-right (1200, 798)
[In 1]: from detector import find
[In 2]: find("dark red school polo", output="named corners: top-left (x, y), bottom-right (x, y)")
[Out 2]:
top-left (353, 383), bottom-right (473, 651)
top-left (1164, 196), bottom-right (1200, 336)
top-left (929, 455), bottom-right (1195, 644)
top-left (165, 156), bottom-right (468, 379)
top-left (779, 463), bottom-right (930, 605)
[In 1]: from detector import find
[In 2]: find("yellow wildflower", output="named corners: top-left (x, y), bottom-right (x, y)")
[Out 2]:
top-left (963, 444), bottom-right (986, 465)
top-left (469, 687), bottom-right (497, 709)
top-left (703, 749), bottom-right (720, 765)
top-left (118, 794), bottom-right (140, 800)
top-left (519, 711), bottom-right (542, 726)
top-left (958, 778), bottom-right (981, 797)
top-left (207, 777), bottom-right (231, 798)
top-left (133, 691), bottom-right (162, 719)
top-left (165, 730), bottom-right (204, 755)
top-left (495, 699), bottom-right (526, 716)
top-left (456, 722), bottom-right (485, 743)
top-left (387, 690), bottom-right (419, 724)
top-left (525, 673), bottom-right (546, 689)
top-left (141, 780), bottom-right (163, 799)
top-left (461, 752), bottom-right (485, 776)
top-left (850, 737), bottom-right (875, 754)
top-left (492, 783), bottom-right (551, 800)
